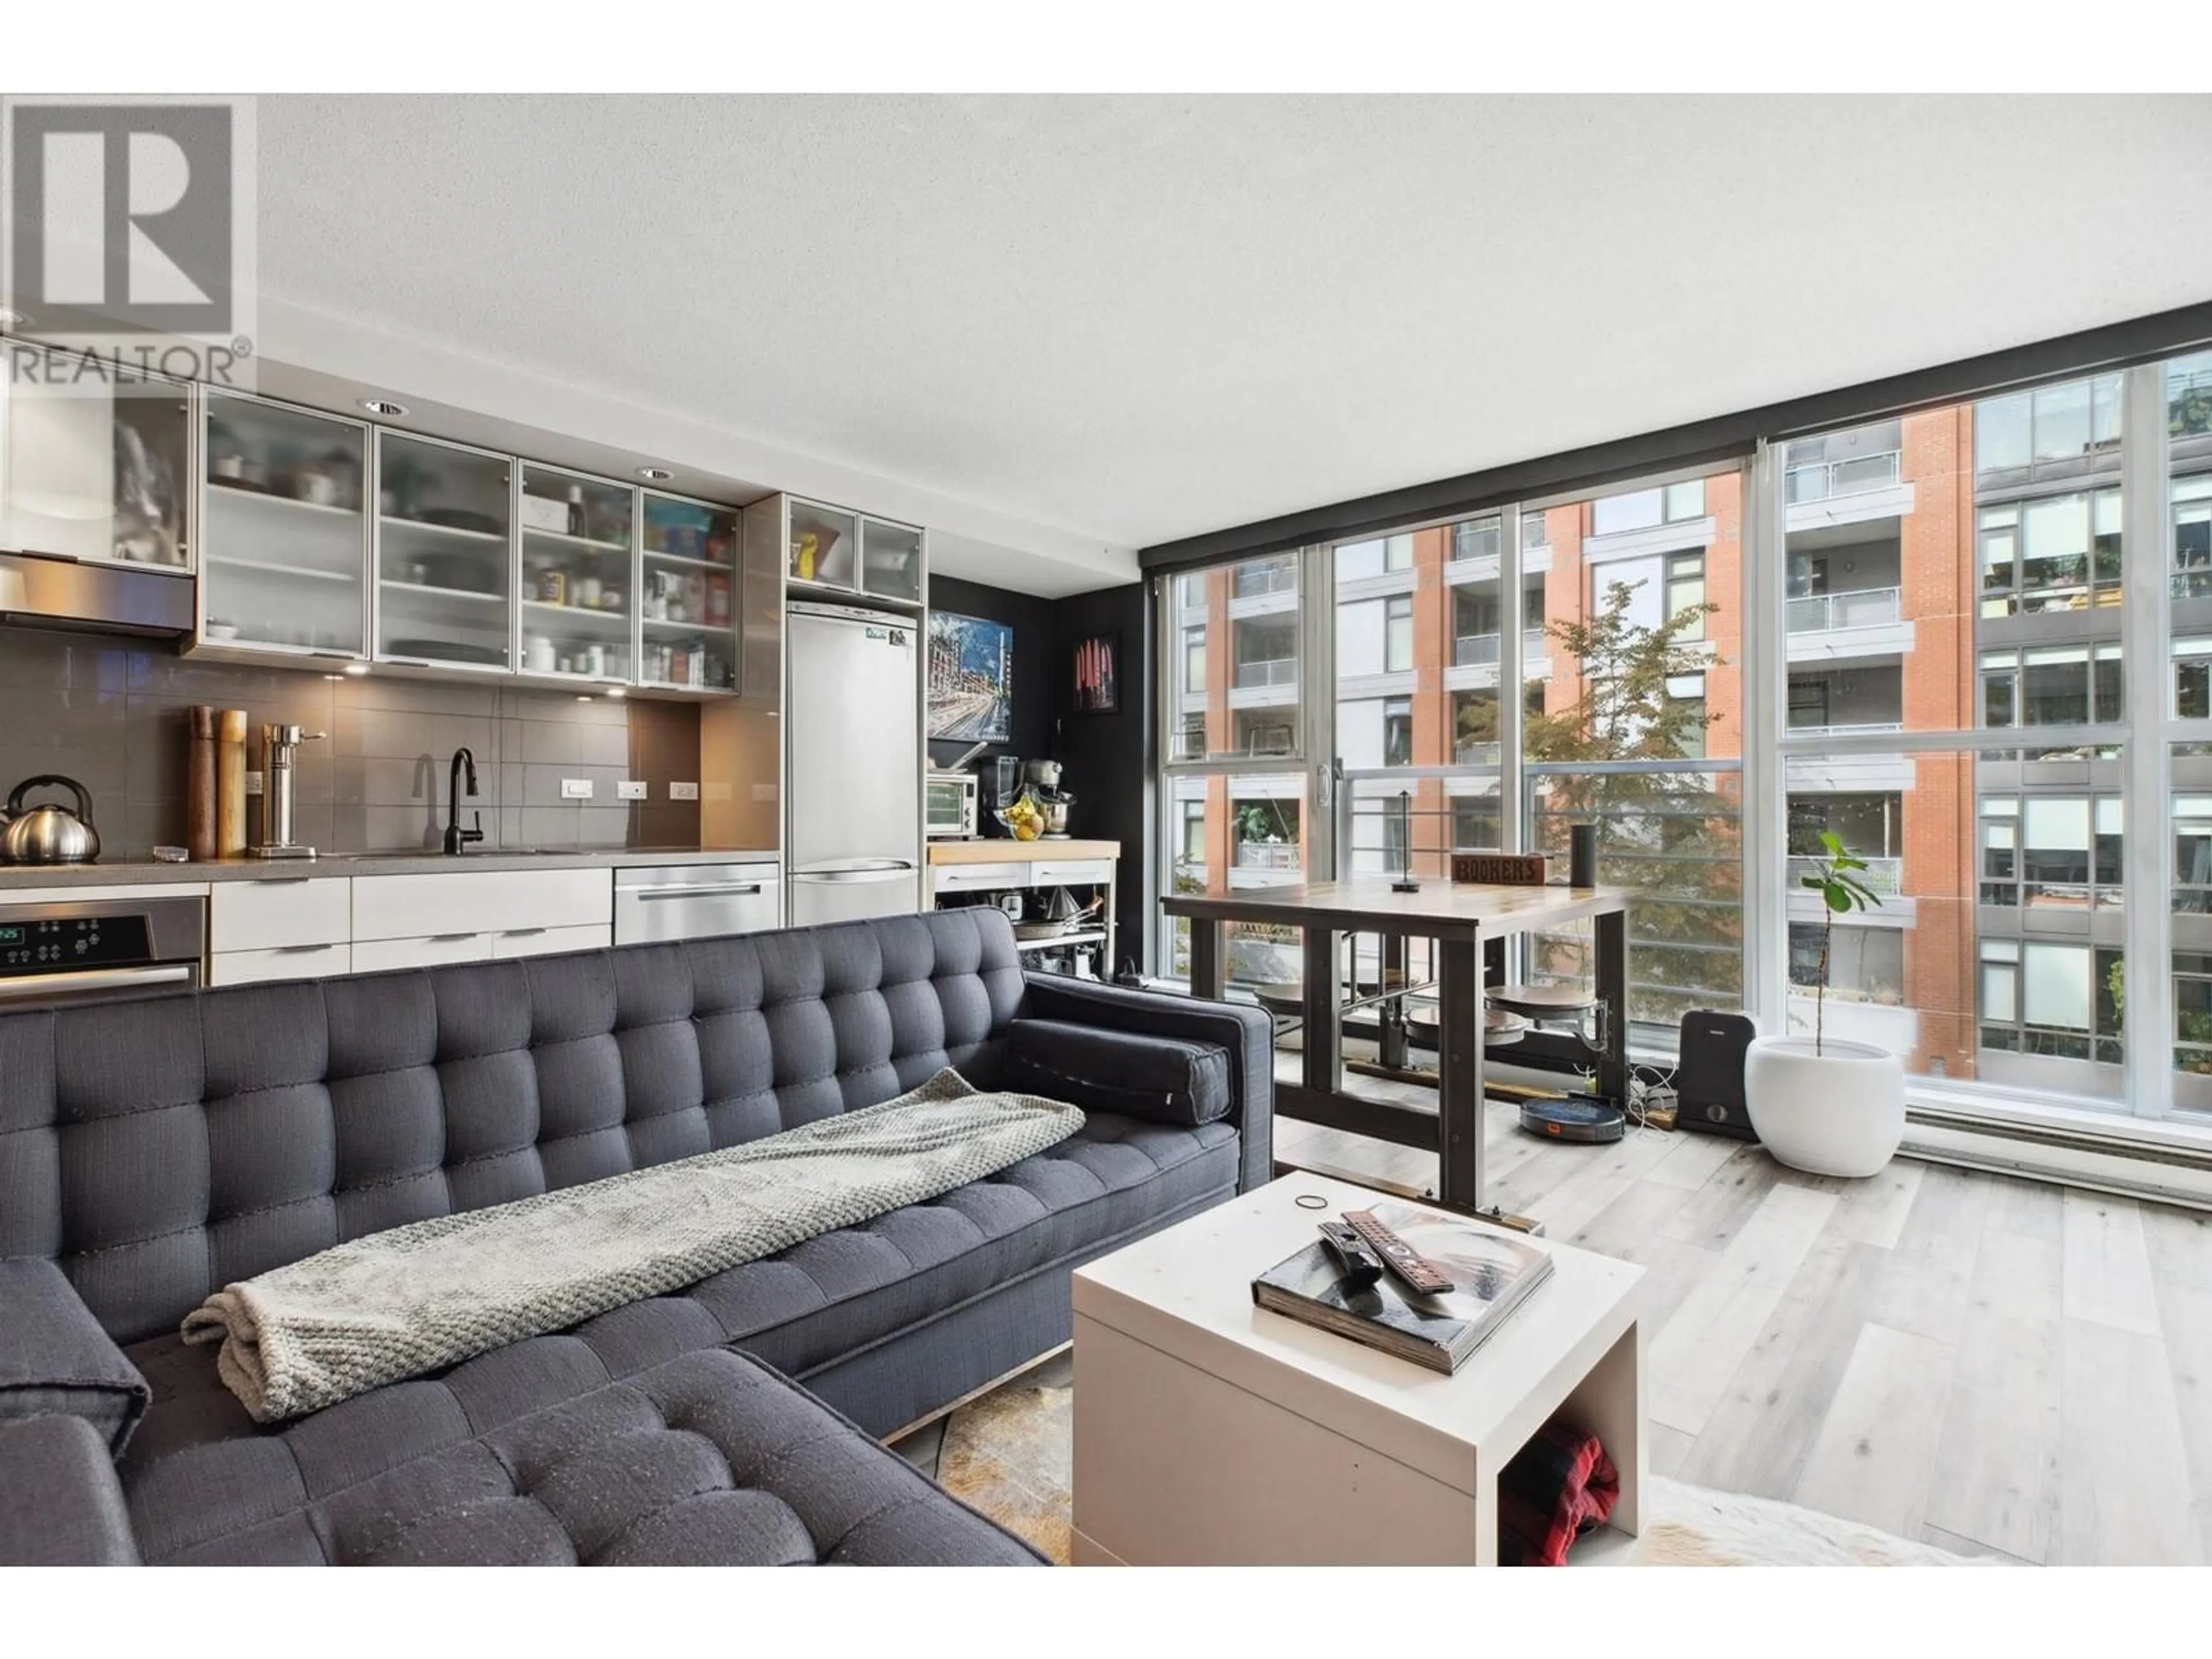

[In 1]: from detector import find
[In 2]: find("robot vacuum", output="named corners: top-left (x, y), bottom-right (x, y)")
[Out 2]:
top-left (1517, 1092), bottom-right (1627, 1144)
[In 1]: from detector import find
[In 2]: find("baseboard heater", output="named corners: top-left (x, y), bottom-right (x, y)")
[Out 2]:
top-left (1903, 1104), bottom-right (2212, 1213)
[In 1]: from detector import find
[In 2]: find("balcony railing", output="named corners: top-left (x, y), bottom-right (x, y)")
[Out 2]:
top-left (1786, 586), bottom-right (1902, 632)
top-left (1452, 629), bottom-right (1551, 667)
top-left (1786, 450), bottom-right (1903, 505)
top-left (1235, 842), bottom-right (1301, 871)
top-left (1233, 657), bottom-right (1297, 689)
top-left (1234, 561), bottom-right (1297, 599)
top-left (1788, 854), bottom-right (1904, 896)
top-left (1785, 720), bottom-right (1905, 739)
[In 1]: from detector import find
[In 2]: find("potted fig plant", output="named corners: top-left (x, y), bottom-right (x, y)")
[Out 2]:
top-left (1744, 832), bottom-right (1907, 1178)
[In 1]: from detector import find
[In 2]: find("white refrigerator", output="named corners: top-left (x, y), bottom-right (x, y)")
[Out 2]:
top-left (786, 601), bottom-right (923, 925)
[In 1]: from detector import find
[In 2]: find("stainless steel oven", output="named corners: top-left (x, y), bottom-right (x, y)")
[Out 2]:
top-left (0, 896), bottom-right (206, 1010)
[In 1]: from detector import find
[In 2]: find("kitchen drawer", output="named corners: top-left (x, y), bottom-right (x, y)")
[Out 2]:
top-left (351, 868), bottom-right (613, 942)
top-left (613, 863), bottom-right (781, 944)
top-left (931, 861), bottom-right (1028, 895)
top-left (209, 876), bottom-right (353, 952)
top-left (206, 942), bottom-right (351, 986)
top-left (350, 933), bottom-right (494, 974)
top-left (1032, 858), bottom-right (1113, 887)
top-left (491, 923), bottom-right (611, 960)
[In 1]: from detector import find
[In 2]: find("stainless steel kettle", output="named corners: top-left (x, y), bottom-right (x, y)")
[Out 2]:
top-left (1, 775), bottom-right (100, 865)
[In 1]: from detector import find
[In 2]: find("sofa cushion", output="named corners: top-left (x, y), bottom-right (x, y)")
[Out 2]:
top-left (116, 1112), bottom-right (1237, 1559)
top-left (122, 1342), bottom-right (1037, 1566)
top-left (1003, 1018), bottom-right (1231, 1128)
top-left (0, 1259), bottom-right (150, 1455)
top-left (0, 908), bottom-right (1027, 1347)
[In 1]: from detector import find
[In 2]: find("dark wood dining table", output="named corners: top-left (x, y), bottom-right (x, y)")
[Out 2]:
top-left (1161, 878), bottom-right (1633, 1221)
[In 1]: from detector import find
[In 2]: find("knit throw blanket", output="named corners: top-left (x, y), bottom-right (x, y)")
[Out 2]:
top-left (182, 1070), bottom-right (1082, 1424)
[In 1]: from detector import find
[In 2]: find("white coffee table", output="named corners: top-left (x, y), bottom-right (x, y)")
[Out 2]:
top-left (1071, 1173), bottom-right (1646, 1566)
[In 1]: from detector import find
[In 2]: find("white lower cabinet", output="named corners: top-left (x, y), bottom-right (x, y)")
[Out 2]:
top-left (350, 933), bottom-right (493, 974)
top-left (491, 923), bottom-right (611, 959)
top-left (351, 868), bottom-right (614, 942)
top-left (207, 943), bottom-right (351, 986)
top-left (209, 877), bottom-right (353, 952)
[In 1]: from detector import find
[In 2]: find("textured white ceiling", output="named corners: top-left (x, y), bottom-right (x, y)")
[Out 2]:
top-left (255, 95), bottom-right (2212, 591)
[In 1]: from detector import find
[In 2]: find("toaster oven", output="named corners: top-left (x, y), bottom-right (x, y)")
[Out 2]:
top-left (925, 771), bottom-right (980, 838)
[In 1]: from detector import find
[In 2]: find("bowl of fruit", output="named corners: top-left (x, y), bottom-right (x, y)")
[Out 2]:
top-left (995, 788), bottom-right (1047, 842)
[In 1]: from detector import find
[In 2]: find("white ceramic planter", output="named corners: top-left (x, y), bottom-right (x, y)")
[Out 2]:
top-left (1743, 1035), bottom-right (1905, 1179)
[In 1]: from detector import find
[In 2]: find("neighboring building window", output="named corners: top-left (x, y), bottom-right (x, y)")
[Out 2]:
top-left (1176, 572), bottom-right (1206, 611)
top-left (1385, 595), bottom-right (1414, 673)
top-left (1337, 533), bottom-right (1415, 582)
top-left (1788, 921), bottom-right (1903, 1003)
top-left (1183, 627), bottom-right (1206, 696)
top-left (2175, 478), bottom-right (2212, 598)
top-left (1666, 552), bottom-right (1706, 637)
top-left (1592, 480), bottom-right (1707, 536)
top-left (1976, 377), bottom-right (2123, 474)
top-left (1979, 938), bottom-right (2121, 1063)
top-left (1179, 802), bottom-right (1206, 869)
top-left (1452, 517), bottom-right (1501, 563)
top-left (1978, 488), bottom-right (2122, 617)
top-left (1980, 646), bottom-right (2122, 728)
top-left (1177, 713), bottom-right (1206, 762)
top-left (1384, 696), bottom-right (1412, 767)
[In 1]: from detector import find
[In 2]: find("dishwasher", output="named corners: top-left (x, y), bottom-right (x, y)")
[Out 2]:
top-left (613, 861), bottom-right (782, 945)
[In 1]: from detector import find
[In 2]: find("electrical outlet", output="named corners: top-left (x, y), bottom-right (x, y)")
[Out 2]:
top-left (560, 778), bottom-right (594, 800)
top-left (669, 781), bottom-right (699, 801)
top-left (244, 770), bottom-right (264, 796)
top-left (615, 780), bottom-right (647, 801)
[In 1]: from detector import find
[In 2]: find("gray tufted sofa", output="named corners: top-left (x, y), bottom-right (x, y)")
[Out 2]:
top-left (0, 906), bottom-right (1271, 1566)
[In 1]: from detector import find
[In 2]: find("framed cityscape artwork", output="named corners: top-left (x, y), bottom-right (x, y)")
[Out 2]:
top-left (927, 611), bottom-right (1014, 741)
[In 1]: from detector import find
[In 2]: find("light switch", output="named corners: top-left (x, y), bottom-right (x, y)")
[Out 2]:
top-left (669, 781), bottom-right (700, 801)
top-left (560, 778), bottom-right (594, 800)
top-left (616, 780), bottom-right (648, 801)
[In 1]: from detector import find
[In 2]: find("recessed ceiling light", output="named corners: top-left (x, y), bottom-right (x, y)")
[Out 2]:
top-left (0, 306), bottom-right (29, 329)
top-left (358, 397), bottom-right (408, 417)
top-left (605, 686), bottom-right (626, 699)
top-left (323, 673), bottom-right (346, 683)
top-left (575, 694), bottom-right (594, 703)
top-left (342, 662), bottom-right (370, 676)
top-left (637, 467), bottom-right (672, 482)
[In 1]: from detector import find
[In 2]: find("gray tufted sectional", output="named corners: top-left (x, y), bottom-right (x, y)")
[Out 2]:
top-left (0, 907), bottom-right (1271, 1566)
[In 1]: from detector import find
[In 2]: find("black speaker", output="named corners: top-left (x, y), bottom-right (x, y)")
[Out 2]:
top-left (1676, 1009), bottom-right (1758, 1140)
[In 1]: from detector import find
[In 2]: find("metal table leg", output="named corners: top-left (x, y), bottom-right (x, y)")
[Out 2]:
top-left (1596, 906), bottom-right (1629, 1107)
top-left (1302, 925), bottom-right (1340, 1093)
top-left (1190, 916), bottom-right (1225, 1002)
top-left (1435, 933), bottom-right (1484, 1214)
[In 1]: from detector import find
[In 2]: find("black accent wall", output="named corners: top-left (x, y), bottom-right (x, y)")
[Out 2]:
top-left (927, 574), bottom-right (1153, 973)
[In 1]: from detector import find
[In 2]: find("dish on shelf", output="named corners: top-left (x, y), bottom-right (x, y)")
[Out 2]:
top-left (1013, 920), bottom-right (1074, 941)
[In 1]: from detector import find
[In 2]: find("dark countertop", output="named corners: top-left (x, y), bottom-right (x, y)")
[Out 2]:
top-left (0, 847), bottom-right (779, 889)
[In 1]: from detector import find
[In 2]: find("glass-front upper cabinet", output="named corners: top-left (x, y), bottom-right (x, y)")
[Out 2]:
top-left (861, 516), bottom-right (923, 604)
top-left (519, 464), bottom-right (634, 682)
top-left (202, 391), bottom-right (369, 656)
top-left (787, 499), bottom-right (858, 591)
top-left (0, 344), bottom-right (193, 569)
top-left (375, 432), bottom-right (513, 672)
top-left (639, 492), bottom-right (738, 691)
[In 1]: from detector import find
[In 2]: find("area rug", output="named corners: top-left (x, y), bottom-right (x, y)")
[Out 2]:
top-left (893, 1358), bottom-right (1979, 1566)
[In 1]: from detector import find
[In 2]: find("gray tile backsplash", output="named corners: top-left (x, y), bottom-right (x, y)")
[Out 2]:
top-left (0, 631), bottom-right (704, 859)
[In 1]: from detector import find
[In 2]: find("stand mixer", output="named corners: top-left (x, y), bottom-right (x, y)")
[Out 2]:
top-left (1022, 759), bottom-right (1074, 839)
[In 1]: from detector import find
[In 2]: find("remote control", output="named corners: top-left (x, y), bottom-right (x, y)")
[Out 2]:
top-left (1316, 1219), bottom-right (1384, 1290)
top-left (1342, 1209), bottom-right (1455, 1296)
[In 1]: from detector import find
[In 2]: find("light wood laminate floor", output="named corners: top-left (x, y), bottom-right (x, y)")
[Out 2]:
top-left (1274, 1086), bottom-right (2212, 1565)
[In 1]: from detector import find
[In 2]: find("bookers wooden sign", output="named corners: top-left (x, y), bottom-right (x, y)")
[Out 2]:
top-left (1450, 853), bottom-right (1548, 887)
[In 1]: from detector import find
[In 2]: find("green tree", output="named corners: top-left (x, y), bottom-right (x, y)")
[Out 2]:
top-left (1504, 579), bottom-right (1742, 1026)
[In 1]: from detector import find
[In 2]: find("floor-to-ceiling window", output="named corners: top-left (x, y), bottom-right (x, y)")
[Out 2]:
top-left (1150, 344), bottom-right (2212, 1128)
